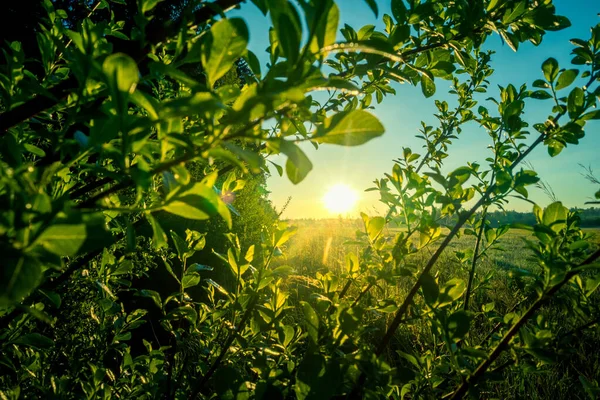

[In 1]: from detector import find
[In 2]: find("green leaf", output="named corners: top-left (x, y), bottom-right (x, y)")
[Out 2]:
top-left (555, 69), bottom-right (578, 90)
top-left (430, 61), bottom-right (456, 78)
top-left (138, 289), bottom-right (162, 309)
top-left (182, 272), bottom-right (201, 289)
top-left (32, 212), bottom-right (110, 257)
top-left (163, 180), bottom-right (232, 228)
top-left (308, 3), bottom-right (339, 55)
top-left (541, 58), bottom-right (559, 83)
top-left (543, 201), bottom-right (568, 232)
top-left (315, 110), bottom-right (385, 146)
top-left (39, 289), bottom-right (62, 308)
top-left (363, 0), bottom-right (378, 16)
top-left (0, 253), bottom-right (42, 307)
top-left (102, 53), bottom-right (139, 94)
top-left (439, 278), bottom-right (466, 304)
top-left (301, 301), bottom-right (319, 344)
top-left (391, 0), bottom-right (408, 23)
top-left (530, 90), bottom-right (553, 100)
top-left (582, 110), bottom-right (600, 120)
top-left (567, 87), bottom-right (585, 119)
top-left (279, 141), bottom-right (313, 185)
top-left (446, 310), bottom-right (471, 341)
top-left (147, 213), bottom-right (168, 249)
top-left (546, 139), bottom-right (565, 157)
top-left (420, 74), bottom-right (436, 98)
top-left (532, 79), bottom-right (550, 89)
top-left (170, 230), bottom-right (189, 260)
top-left (267, 0), bottom-right (302, 65)
top-left (295, 353), bottom-right (341, 400)
top-left (449, 166), bottom-right (472, 185)
top-left (11, 333), bottom-right (54, 349)
top-left (420, 272), bottom-right (439, 305)
top-left (201, 18), bottom-right (249, 88)
top-left (367, 216), bottom-right (385, 242)
top-left (502, 1), bottom-right (526, 24)
top-left (274, 225), bottom-right (298, 247)
top-left (495, 170), bottom-right (512, 194)
top-left (167, 306), bottom-right (197, 324)
top-left (141, 0), bottom-right (164, 13)
top-left (23, 143), bottom-right (46, 157)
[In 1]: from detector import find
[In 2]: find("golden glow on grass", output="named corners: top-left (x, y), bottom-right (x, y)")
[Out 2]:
top-left (322, 183), bottom-right (359, 214)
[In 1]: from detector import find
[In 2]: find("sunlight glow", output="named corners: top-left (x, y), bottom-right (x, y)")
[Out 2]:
top-left (322, 183), bottom-right (359, 214)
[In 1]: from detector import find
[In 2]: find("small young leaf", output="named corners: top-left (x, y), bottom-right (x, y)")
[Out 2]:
top-left (541, 57), bottom-right (559, 83)
top-left (421, 74), bottom-right (436, 98)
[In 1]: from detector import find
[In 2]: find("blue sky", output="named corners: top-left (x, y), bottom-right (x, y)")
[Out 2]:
top-left (231, 1), bottom-right (600, 219)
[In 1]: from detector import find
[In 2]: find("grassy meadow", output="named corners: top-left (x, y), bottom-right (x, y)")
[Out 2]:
top-left (277, 218), bottom-right (600, 399)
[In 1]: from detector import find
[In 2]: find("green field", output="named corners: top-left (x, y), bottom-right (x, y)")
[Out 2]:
top-left (277, 219), bottom-right (600, 399)
top-left (282, 218), bottom-right (600, 273)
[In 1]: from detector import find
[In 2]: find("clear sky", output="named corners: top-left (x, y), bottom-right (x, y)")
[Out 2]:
top-left (231, 0), bottom-right (600, 219)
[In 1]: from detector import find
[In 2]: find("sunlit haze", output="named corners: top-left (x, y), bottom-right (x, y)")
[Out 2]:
top-left (322, 184), bottom-right (359, 214)
top-left (232, 0), bottom-right (600, 219)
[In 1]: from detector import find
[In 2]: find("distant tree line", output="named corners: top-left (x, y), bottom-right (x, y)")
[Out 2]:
top-left (486, 207), bottom-right (600, 228)
top-left (384, 207), bottom-right (600, 229)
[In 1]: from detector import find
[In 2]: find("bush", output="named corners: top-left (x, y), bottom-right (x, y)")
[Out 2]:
top-left (1, 0), bottom-right (599, 399)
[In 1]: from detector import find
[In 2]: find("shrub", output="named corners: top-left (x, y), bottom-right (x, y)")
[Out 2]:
top-left (1, 0), bottom-right (599, 399)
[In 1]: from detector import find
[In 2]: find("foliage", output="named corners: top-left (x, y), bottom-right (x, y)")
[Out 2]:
top-left (1, 0), bottom-right (600, 399)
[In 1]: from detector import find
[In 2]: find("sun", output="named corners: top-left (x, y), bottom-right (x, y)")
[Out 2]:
top-left (323, 183), bottom-right (359, 214)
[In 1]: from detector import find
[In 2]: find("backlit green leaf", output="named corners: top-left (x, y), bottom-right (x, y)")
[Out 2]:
top-left (201, 18), bottom-right (249, 88)
top-left (32, 213), bottom-right (110, 257)
top-left (315, 110), bottom-right (384, 146)
top-left (542, 57), bottom-right (559, 83)
top-left (279, 141), bottom-right (313, 185)
top-left (543, 201), bottom-right (568, 232)
top-left (367, 216), bottom-right (385, 242)
top-left (102, 53), bottom-right (139, 94)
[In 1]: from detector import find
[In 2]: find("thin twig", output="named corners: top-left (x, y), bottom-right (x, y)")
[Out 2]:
top-left (463, 207), bottom-right (488, 311)
top-left (449, 248), bottom-right (600, 399)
